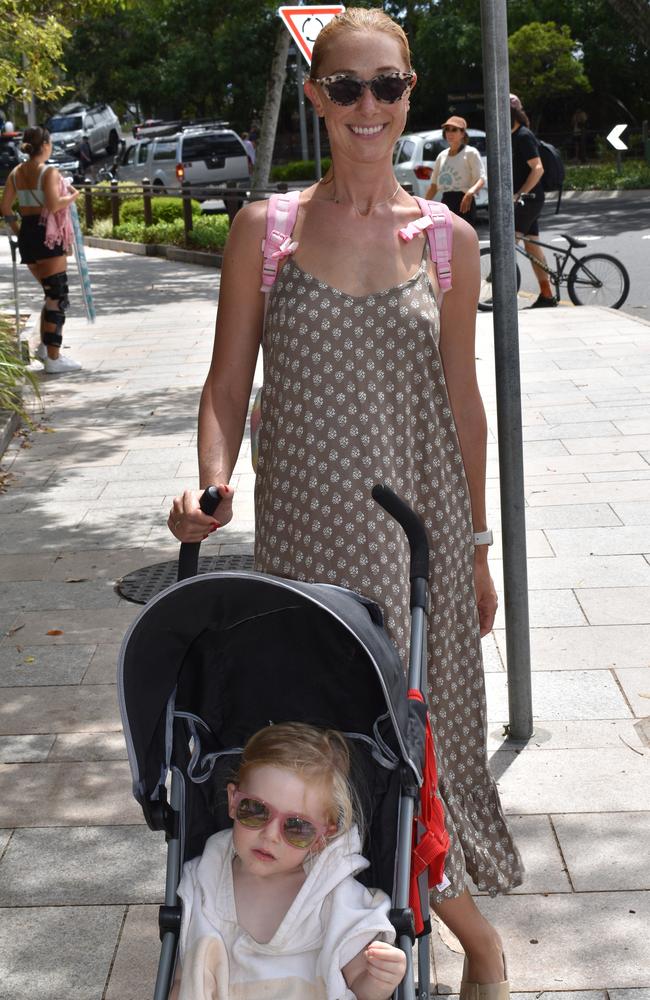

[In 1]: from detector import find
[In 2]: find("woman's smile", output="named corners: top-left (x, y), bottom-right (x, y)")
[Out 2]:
top-left (347, 123), bottom-right (388, 137)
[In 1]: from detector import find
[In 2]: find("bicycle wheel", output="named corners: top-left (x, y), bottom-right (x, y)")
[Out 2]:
top-left (567, 254), bottom-right (630, 309)
top-left (478, 246), bottom-right (521, 312)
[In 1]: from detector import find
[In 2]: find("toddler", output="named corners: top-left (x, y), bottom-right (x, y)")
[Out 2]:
top-left (170, 722), bottom-right (406, 999)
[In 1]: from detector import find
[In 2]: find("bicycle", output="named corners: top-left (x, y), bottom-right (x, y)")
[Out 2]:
top-left (478, 231), bottom-right (630, 311)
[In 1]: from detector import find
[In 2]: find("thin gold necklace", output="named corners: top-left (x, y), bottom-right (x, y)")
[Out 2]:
top-left (331, 179), bottom-right (401, 217)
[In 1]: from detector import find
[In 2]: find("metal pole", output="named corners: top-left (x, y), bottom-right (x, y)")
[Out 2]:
top-left (313, 106), bottom-right (322, 180)
top-left (479, 0), bottom-right (533, 740)
top-left (295, 49), bottom-right (309, 161)
top-left (9, 236), bottom-right (20, 347)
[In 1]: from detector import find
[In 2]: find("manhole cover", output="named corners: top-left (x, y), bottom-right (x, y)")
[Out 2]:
top-left (116, 553), bottom-right (255, 604)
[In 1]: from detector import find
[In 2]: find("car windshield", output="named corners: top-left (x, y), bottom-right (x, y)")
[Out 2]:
top-left (47, 115), bottom-right (83, 133)
top-left (182, 134), bottom-right (243, 160)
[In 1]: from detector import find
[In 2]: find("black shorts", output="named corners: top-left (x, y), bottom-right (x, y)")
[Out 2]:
top-left (441, 191), bottom-right (478, 229)
top-left (17, 215), bottom-right (66, 265)
top-left (514, 193), bottom-right (545, 238)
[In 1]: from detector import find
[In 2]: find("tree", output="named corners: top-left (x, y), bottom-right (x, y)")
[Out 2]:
top-left (508, 21), bottom-right (591, 118)
top-left (0, 1), bottom-right (70, 105)
top-left (606, 0), bottom-right (650, 49)
top-left (0, 0), bottom-right (124, 113)
top-left (252, 23), bottom-right (292, 190)
top-left (506, 0), bottom-right (648, 127)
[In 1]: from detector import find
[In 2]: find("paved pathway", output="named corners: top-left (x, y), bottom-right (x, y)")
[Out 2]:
top-left (0, 240), bottom-right (648, 999)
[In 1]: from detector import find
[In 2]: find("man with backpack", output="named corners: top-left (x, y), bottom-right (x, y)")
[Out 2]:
top-left (510, 93), bottom-right (557, 308)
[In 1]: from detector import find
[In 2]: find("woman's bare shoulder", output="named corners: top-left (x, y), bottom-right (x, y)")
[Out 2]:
top-left (451, 211), bottom-right (479, 251)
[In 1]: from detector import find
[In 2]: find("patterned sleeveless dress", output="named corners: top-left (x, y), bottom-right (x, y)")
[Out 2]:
top-left (254, 250), bottom-right (523, 900)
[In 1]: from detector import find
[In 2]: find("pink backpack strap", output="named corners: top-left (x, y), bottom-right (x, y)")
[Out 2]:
top-left (399, 198), bottom-right (453, 293)
top-left (260, 189), bottom-right (301, 293)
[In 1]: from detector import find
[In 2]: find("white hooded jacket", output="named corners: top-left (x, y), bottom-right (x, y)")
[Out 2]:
top-left (176, 826), bottom-right (394, 999)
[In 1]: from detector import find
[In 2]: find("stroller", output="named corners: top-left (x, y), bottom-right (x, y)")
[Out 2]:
top-left (118, 485), bottom-right (449, 1000)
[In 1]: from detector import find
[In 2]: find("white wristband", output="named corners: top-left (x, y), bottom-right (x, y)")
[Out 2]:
top-left (473, 529), bottom-right (493, 546)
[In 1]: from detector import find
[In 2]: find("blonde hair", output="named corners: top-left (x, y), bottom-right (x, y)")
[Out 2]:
top-left (310, 7), bottom-right (412, 78)
top-left (233, 723), bottom-right (357, 834)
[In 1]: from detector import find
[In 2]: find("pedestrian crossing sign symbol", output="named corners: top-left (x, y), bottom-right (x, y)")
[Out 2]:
top-left (278, 5), bottom-right (345, 65)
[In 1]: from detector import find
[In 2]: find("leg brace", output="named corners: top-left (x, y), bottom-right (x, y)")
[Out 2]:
top-left (41, 272), bottom-right (70, 347)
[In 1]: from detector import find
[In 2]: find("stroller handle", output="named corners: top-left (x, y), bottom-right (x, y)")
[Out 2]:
top-left (177, 486), bottom-right (222, 581)
top-left (372, 484), bottom-right (429, 583)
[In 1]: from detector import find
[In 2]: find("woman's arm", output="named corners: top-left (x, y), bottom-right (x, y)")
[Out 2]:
top-left (438, 216), bottom-right (497, 635)
top-left (460, 149), bottom-right (485, 213)
top-left (43, 167), bottom-right (79, 212)
top-left (169, 199), bottom-right (268, 541)
top-left (514, 155), bottom-right (543, 200)
top-left (1, 171), bottom-right (19, 234)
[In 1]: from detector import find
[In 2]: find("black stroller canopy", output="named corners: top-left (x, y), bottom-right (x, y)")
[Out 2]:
top-left (118, 572), bottom-right (418, 810)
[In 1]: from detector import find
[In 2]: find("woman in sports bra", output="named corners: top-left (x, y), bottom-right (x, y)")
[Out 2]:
top-left (169, 11), bottom-right (521, 996)
top-left (1, 125), bottom-right (81, 373)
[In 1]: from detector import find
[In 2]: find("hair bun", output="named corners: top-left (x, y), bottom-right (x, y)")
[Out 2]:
top-left (22, 142), bottom-right (33, 153)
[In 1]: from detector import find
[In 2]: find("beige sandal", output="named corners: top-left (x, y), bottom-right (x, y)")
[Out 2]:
top-left (459, 955), bottom-right (510, 1000)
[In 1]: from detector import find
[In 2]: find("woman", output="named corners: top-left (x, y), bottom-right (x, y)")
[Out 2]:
top-left (170, 9), bottom-right (521, 995)
top-left (510, 94), bottom-right (556, 307)
top-left (425, 116), bottom-right (485, 228)
top-left (1, 125), bottom-right (81, 373)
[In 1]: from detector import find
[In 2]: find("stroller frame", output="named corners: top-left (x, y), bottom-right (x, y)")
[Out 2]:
top-left (119, 485), bottom-right (438, 1000)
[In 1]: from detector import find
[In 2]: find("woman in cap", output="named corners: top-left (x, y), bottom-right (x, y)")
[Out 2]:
top-left (425, 116), bottom-right (485, 228)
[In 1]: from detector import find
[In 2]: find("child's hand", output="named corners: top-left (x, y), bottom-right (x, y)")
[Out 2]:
top-left (364, 941), bottom-right (407, 991)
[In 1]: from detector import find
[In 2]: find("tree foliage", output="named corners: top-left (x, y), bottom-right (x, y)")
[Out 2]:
top-left (0, 1), bottom-right (70, 104)
top-left (0, 0), bottom-right (125, 107)
top-left (508, 21), bottom-right (591, 109)
top-left (34, 0), bottom-right (649, 146)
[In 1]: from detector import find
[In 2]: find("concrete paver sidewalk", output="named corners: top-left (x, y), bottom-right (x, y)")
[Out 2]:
top-left (0, 240), bottom-right (648, 999)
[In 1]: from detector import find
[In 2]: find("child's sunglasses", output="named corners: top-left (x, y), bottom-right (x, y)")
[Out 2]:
top-left (311, 71), bottom-right (414, 107)
top-left (231, 790), bottom-right (329, 849)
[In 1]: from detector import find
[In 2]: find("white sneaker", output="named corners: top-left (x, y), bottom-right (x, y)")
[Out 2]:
top-left (34, 342), bottom-right (47, 362)
top-left (43, 354), bottom-right (82, 374)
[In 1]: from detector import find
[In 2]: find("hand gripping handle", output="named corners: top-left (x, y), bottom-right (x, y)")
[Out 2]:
top-left (177, 487), bottom-right (222, 582)
top-left (371, 484), bottom-right (430, 585)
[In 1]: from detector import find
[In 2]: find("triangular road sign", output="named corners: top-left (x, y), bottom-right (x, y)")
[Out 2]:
top-left (278, 5), bottom-right (345, 66)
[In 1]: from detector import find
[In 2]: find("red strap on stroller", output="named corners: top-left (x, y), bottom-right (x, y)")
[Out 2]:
top-left (407, 688), bottom-right (450, 935)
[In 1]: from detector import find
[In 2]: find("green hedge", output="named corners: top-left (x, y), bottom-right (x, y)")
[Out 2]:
top-left (111, 213), bottom-right (229, 251)
top-left (563, 159), bottom-right (650, 190)
top-left (271, 158), bottom-right (332, 181)
top-left (120, 196), bottom-right (202, 224)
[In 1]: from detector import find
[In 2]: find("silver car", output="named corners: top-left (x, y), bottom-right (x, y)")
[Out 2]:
top-left (46, 102), bottom-right (121, 157)
top-left (393, 128), bottom-right (489, 207)
top-left (118, 126), bottom-right (250, 193)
